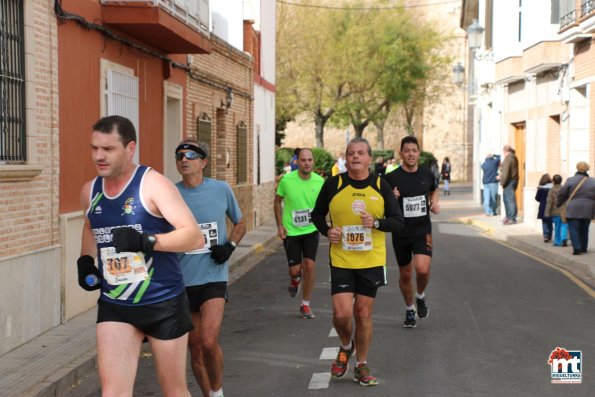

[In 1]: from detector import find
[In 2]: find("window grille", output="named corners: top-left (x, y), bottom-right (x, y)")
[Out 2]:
top-left (107, 69), bottom-right (139, 162)
top-left (0, 0), bottom-right (26, 163)
top-left (236, 121), bottom-right (247, 183)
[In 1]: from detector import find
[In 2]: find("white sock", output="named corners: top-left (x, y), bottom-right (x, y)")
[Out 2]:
top-left (302, 300), bottom-right (310, 306)
top-left (341, 341), bottom-right (352, 350)
top-left (406, 304), bottom-right (415, 311)
top-left (356, 361), bottom-right (367, 366)
top-left (416, 292), bottom-right (425, 300)
top-left (209, 389), bottom-right (223, 397)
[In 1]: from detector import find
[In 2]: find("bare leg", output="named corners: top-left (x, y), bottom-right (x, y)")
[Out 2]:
top-left (149, 332), bottom-right (191, 397)
top-left (353, 294), bottom-right (375, 363)
top-left (301, 258), bottom-right (315, 301)
top-left (332, 292), bottom-right (354, 346)
top-left (398, 263), bottom-right (414, 306)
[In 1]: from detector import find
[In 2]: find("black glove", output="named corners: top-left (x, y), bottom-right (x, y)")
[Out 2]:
top-left (77, 255), bottom-right (101, 291)
top-left (112, 227), bottom-right (155, 253)
top-left (209, 242), bottom-right (235, 264)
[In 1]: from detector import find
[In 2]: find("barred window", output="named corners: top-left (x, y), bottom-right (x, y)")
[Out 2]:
top-left (236, 121), bottom-right (247, 184)
top-left (0, 0), bottom-right (26, 163)
top-left (197, 113), bottom-right (212, 177)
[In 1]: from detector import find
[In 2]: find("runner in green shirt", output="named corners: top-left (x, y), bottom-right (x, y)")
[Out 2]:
top-left (274, 148), bottom-right (324, 318)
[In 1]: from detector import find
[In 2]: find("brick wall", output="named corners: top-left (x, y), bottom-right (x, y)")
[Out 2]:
top-left (0, 0), bottom-right (59, 258)
top-left (185, 35), bottom-right (255, 230)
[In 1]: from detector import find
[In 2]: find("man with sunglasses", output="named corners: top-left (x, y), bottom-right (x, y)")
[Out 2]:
top-left (175, 139), bottom-right (246, 397)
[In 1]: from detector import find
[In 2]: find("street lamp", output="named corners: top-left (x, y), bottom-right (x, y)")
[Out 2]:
top-left (452, 63), bottom-right (465, 87)
top-left (467, 19), bottom-right (484, 50)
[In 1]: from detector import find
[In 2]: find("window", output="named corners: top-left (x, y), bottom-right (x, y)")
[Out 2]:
top-left (197, 112), bottom-right (212, 177)
top-left (106, 68), bottom-right (139, 163)
top-left (551, 0), bottom-right (560, 23)
top-left (0, 0), bottom-right (26, 163)
top-left (236, 121), bottom-right (247, 183)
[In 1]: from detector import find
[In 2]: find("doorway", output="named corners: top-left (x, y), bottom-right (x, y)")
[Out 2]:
top-left (513, 122), bottom-right (526, 216)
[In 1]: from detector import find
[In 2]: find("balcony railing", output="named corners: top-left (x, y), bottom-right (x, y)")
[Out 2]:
top-left (560, 9), bottom-right (576, 29)
top-left (581, 0), bottom-right (595, 17)
top-left (100, 0), bottom-right (209, 36)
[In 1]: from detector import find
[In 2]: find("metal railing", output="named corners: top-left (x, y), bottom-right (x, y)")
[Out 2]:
top-left (581, 0), bottom-right (595, 17)
top-left (100, 0), bottom-right (209, 35)
top-left (560, 9), bottom-right (577, 29)
top-left (0, 0), bottom-right (26, 164)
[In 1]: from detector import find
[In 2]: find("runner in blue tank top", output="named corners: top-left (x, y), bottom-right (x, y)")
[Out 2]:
top-left (78, 116), bottom-right (202, 397)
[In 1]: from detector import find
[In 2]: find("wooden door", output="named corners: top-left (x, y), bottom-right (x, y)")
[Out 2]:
top-left (514, 123), bottom-right (526, 215)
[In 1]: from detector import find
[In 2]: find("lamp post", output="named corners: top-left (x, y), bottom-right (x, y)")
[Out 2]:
top-left (452, 63), bottom-right (465, 87)
top-left (467, 19), bottom-right (484, 51)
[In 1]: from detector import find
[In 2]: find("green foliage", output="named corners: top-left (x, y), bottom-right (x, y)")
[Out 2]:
top-left (419, 151), bottom-right (436, 168)
top-left (372, 149), bottom-right (395, 161)
top-left (311, 147), bottom-right (334, 178)
top-left (275, 147), bottom-right (294, 175)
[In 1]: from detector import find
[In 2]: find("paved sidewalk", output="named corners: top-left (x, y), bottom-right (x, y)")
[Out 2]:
top-left (0, 221), bottom-right (281, 397)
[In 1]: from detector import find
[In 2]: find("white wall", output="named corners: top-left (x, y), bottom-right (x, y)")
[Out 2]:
top-left (211, 0), bottom-right (244, 49)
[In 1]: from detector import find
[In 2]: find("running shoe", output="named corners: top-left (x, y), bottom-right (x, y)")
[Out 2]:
top-left (288, 277), bottom-right (301, 297)
top-left (353, 363), bottom-right (378, 386)
top-left (416, 297), bottom-right (429, 319)
top-left (300, 304), bottom-right (315, 319)
top-left (403, 309), bottom-right (417, 328)
top-left (331, 341), bottom-right (355, 378)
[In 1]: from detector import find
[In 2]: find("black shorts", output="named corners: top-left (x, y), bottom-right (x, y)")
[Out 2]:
top-left (330, 266), bottom-right (386, 298)
top-left (392, 233), bottom-right (433, 267)
top-left (97, 293), bottom-right (193, 340)
top-left (185, 282), bottom-right (228, 312)
top-left (283, 231), bottom-right (320, 267)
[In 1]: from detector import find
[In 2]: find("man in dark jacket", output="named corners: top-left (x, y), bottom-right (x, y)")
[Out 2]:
top-left (481, 152), bottom-right (500, 216)
top-left (498, 145), bottom-right (519, 224)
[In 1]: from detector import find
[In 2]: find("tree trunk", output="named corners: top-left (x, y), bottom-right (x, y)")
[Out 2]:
top-left (314, 108), bottom-right (334, 148)
top-left (374, 118), bottom-right (386, 150)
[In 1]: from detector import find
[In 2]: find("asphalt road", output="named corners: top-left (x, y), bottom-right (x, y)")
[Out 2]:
top-left (79, 186), bottom-right (595, 396)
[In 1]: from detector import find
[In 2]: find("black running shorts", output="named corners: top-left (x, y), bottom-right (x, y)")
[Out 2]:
top-left (283, 231), bottom-right (320, 267)
top-left (185, 282), bottom-right (228, 312)
top-left (97, 292), bottom-right (193, 340)
top-left (392, 233), bottom-right (433, 267)
top-left (330, 265), bottom-right (386, 298)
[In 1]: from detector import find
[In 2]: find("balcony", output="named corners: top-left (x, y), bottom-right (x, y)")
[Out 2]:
top-left (100, 0), bottom-right (211, 54)
top-left (579, 0), bottom-right (595, 33)
top-left (495, 56), bottom-right (525, 85)
top-left (523, 41), bottom-right (570, 74)
top-left (558, 8), bottom-right (592, 43)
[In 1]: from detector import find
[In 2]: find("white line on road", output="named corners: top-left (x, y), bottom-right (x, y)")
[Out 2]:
top-left (308, 372), bottom-right (331, 389)
top-left (319, 347), bottom-right (339, 360)
top-left (328, 328), bottom-right (338, 337)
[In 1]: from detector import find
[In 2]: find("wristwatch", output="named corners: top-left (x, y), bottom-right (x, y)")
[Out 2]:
top-left (147, 235), bottom-right (157, 250)
top-left (373, 219), bottom-right (380, 229)
top-left (229, 240), bottom-right (237, 248)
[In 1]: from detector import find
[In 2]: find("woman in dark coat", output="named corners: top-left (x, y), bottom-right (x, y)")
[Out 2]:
top-left (441, 157), bottom-right (451, 195)
top-left (535, 173), bottom-right (553, 242)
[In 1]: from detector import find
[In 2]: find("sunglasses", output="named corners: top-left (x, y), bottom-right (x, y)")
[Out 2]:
top-left (175, 151), bottom-right (203, 161)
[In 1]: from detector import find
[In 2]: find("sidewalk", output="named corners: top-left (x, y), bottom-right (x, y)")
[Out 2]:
top-left (445, 184), bottom-right (595, 290)
top-left (0, 222), bottom-right (281, 397)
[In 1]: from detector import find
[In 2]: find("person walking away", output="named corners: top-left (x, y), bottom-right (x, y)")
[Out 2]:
top-left (498, 145), bottom-right (519, 224)
top-left (289, 148), bottom-right (300, 171)
top-left (440, 157), bottom-right (451, 195)
top-left (374, 156), bottom-right (386, 176)
top-left (312, 137), bottom-right (404, 386)
top-left (384, 136), bottom-right (440, 328)
top-left (557, 161), bottom-right (595, 255)
top-left (545, 174), bottom-right (568, 247)
top-left (430, 159), bottom-right (440, 189)
top-left (274, 148), bottom-right (325, 318)
top-left (481, 152), bottom-right (501, 216)
top-left (535, 174), bottom-right (553, 242)
top-left (175, 140), bottom-right (246, 397)
top-left (77, 116), bottom-right (203, 397)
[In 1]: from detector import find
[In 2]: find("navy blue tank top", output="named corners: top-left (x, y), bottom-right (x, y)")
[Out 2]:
top-left (86, 165), bottom-right (184, 305)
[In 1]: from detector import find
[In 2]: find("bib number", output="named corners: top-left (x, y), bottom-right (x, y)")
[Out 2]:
top-left (403, 195), bottom-right (427, 218)
top-left (186, 222), bottom-right (218, 254)
top-left (100, 247), bottom-right (149, 286)
top-left (342, 225), bottom-right (372, 251)
top-left (292, 209), bottom-right (312, 227)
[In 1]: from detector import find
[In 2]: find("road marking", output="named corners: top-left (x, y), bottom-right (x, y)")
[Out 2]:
top-left (489, 238), bottom-right (595, 299)
top-left (320, 347), bottom-right (339, 360)
top-left (328, 328), bottom-right (338, 337)
top-left (308, 372), bottom-right (331, 389)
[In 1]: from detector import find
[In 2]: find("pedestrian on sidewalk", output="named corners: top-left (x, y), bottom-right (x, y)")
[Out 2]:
top-left (557, 161), bottom-right (595, 255)
top-left (498, 145), bottom-right (519, 225)
top-left (274, 148), bottom-right (325, 319)
top-left (545, 174), bottom-right (568, 247)
top-left (175, 139), bottom-right (246, 397)
top-left (535, 173), bottom-right (553, 243)
top-left (312, 137), bottom-right (404, 386)
top-left (77, 116), bottom-right (203, 397)
top-left (481, 151), bottom-right (500, 216)
top-left (441, 157), bottom-right (451, 195)
top-left (430, 159), bottom-right (440, 189)
top-left (384, 136), bottom-right (440, 329)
